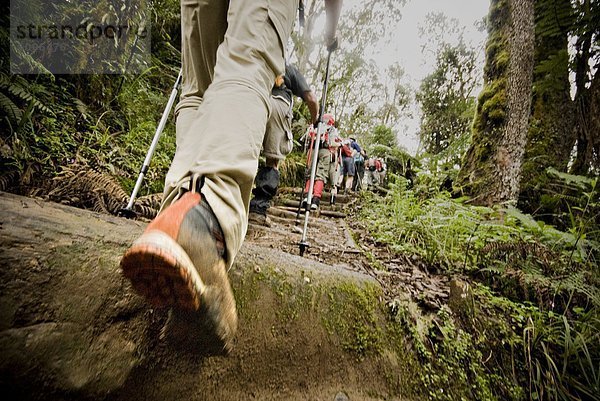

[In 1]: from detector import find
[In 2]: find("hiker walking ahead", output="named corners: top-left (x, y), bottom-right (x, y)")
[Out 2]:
top-left (120, 0), bottom-right (342, 354)
top-left (365, 156), bottom-right (379, 189)
top-left (248, 64), bottom-right (318, 227)
top-left (350, 138), bottom-right (365, 192)
top-left (339, 138), bottom-right (356, 194)
top-left (376, 157), bottom-right (386, 186)
top-left (303, 113), bottom-right (341, 210)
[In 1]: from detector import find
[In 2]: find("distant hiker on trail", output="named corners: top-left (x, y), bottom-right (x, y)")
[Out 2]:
top-left (120, 0), bottom-right (343, 354)
top-left (376, 157), bottom-right (386, 186)
top-left (339, 138), bottom-right (356, 194)
top-left (303, 113), bottom-right (341, 210)
top-left (350, 137), bottom-right (364, 192)
top-left (248, 64), bottom-right (319, 227)
top-left (365, 156), bottom-right (379, 189)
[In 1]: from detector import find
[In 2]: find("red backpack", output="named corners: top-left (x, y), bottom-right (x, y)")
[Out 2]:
top-left (341, 144), bottom-right (352, 157)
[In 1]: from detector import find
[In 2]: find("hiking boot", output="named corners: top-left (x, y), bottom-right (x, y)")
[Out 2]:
top-left (311, 196), bottom-right (320, 210)
top-left (120, 191), bottom-right (237, 353)
top-left (248, 211), bottom-right (271, 227)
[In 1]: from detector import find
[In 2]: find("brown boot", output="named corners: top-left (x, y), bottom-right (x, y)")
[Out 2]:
top-left (248, 211), bottom-right (271, 227)
top-left (120, 191), bottom-right (237, 353)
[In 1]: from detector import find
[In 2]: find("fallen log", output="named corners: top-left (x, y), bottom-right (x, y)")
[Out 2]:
top-left (277, 187), bottom-right (353, 204)
top-left (278, 205), bottom-right (346, 219)
top-left (267, 207), bottom-right (336, 229)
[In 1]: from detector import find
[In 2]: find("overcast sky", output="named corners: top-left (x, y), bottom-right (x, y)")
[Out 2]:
top-left (365, 0), bottom-right (491, 154)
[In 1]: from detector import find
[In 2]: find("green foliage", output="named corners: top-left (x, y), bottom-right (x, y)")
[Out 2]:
top-left (392, 302), bottom-right (509, 401)
top-left (524, 310), bottom-right (600, 401)
top-left (535, 169), bottom-right (600, 257)
top-left (359, 177), bottom-right (600, 400)
top-left (0, 0), bottom-right (181, 197)
top-left (535, 0), bottom-right (575, 39)
top-left (362, 124), bottom-right (398, 161)
top-left (416, 42), bottom-right (478, 158)
top-left (365, 124), bottom-right (397, 150)
top-left (277, 151), bottom-right (307, 188)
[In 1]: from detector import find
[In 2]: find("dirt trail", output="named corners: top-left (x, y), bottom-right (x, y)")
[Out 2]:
top-left (251, 188), bottom-right (451, 311)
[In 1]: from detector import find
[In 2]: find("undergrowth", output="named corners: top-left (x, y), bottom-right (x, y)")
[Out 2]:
top-left (0, 0), bottom-right (181, 199)
top-left (360, 176), bottom-right (600, 401)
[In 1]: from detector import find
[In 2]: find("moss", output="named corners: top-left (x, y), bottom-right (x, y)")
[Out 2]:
top-left (236, 263), bottom-right (411, 354)
top-left (322, 281), bottom-right (383, 359)
top-left (494, 49), bottom-right (510, 74)
top-left (392, 299), bottom-right (520, 401)
top-left (235, 261), bottom-right (388, 361)
top-left (474, 76), bottom-right (508, 144)
top-left (231, 267), bottom-right (265, 322)
top-left (481, 81), bottom-right (507, 120)
top-left (485, 33), bottom-right (509, 76)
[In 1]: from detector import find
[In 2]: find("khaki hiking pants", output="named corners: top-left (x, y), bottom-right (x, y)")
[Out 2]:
top-left (163, 0), bottom-right (298, 267)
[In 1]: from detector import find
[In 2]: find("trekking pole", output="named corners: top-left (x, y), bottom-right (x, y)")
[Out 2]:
top-left (299, 42), bottom-right (336, 256)
top-left (330, 147), bottom-right (341, 204)
top-left (119, 68), bottom-right (183, 218)
top-left (295, 127), bottom-right (316, 224)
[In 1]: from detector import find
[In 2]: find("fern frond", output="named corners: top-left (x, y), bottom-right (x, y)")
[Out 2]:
top-left (5, 84), bottom-right (53, 116)
top-left (0, 91), bottom-right (22, 126)
top-left (48, 165), bottom-right (128, 214)
top-left (547, 167), bottom-right (596, 191)
top-left (535, 0), bottom-right (574, 38)
top-left (133, 204), bottom-right (159, 220)
top-left (0, 170), bottom-right (19, 191)
top-left (136, 192), bottom-right (162, 210)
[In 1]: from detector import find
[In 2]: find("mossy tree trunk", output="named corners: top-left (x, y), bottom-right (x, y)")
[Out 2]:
top-left (570, 0), bottom-right (600, 174)
top-left (456, 0), bottom-right (535, 206)
top-left (518, 0), bottom-right (575, 213)
top-left (588, 71), bottom-right (600, 170)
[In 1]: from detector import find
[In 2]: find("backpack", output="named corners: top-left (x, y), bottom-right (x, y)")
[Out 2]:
top-left (327, 127), bottom-right (341, 147)
top-left (308, 126), bottom-right (338, 148)
top-left (368, 157), bottom-right (376, 171)
top-left (341, 144), bottom-right (353, 158)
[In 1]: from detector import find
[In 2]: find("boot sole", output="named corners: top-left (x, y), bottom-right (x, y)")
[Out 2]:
top-left (120, 230), bottom-right (206, 310)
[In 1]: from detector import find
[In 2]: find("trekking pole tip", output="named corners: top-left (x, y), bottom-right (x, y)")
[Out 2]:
top-left (117, 207), bottom-right (138, 219)
top-left (298, 241), bottom-right (309, 256)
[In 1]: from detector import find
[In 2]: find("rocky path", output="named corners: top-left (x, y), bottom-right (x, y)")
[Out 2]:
top-left (249, 188), bottom-right (451, 312)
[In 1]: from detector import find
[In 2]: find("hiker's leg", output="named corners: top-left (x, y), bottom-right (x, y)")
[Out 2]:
top-left (174, 0), bottom-right (228, 128)
top-left (249, 165), bottom-right (280, 216)
top-left (328, 153), bottom-right (340, 191)
top-left (316, 148), bottom-right (330, 190)
top-left (262, 96), bottom-right (293, 164)
top-left (345, 176), bottom-right (353, 191)
top-left (164, 0), bottom-right (297, 267)
top-left (250, 95), bottom-right (292, 215)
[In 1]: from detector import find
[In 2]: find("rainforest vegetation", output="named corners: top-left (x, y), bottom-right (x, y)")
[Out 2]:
top-left (1, 0), bottom-right (599, 400)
